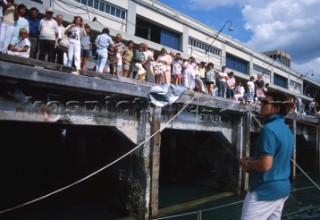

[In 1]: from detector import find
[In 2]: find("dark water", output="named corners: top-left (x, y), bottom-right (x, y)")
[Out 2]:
top-left (0, 174), bottom-right (319, 220)
top-left (156, 174), bottom-right (320, 220)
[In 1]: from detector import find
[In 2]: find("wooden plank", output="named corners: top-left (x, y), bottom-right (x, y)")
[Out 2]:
top-left (0, 53), bottom-right (73, 71)
top-left (157, 192), bottom-right (234, 217)
top-left (150, 107), bottom-right (161, 218)
top-left (0, 60), bottom-right (151, 98)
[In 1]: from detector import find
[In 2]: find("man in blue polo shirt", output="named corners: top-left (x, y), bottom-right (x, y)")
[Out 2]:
top-left (26, 7), bottom-right (40, 59)
top-left (240, 90), bottom-right (294, 219)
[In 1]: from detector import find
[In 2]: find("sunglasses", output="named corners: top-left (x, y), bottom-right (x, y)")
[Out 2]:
top-left (260, 99), bottom-right (273, 105)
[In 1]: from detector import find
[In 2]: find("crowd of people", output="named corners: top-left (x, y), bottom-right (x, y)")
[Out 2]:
top-left (1, 3), bottom-right (320, 114)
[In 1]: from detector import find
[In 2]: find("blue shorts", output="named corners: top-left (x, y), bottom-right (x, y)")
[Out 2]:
top-left (115, 65), bottom-right (122, 71)
top-left (81, 49), bottom-right (90, 58)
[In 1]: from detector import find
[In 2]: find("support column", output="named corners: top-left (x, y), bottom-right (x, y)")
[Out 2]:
top-left (127, 1), bottom-right (137, 35)
top-left (236, 123), bottom-right (244, 195)
top-left (150, 107), bottom-right (161, 218)
top-left (292, 119), bottom-right (297, 179)
top-left (241, 112), bottom-right (251, 195)
top-left (182, 25), bottom-right (189, 53)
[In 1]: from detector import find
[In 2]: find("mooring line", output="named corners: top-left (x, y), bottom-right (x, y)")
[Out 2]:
top-left (152, 183), bottom-right (320, 220)
top-left (152, 200), bottom-right (244, 220)
top-left (0, 94), bottom-right (198, 215)
top-left (287, 116), bottom-right (320, 128)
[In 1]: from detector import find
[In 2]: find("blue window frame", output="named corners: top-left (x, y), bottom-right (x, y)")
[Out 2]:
top-left (160, 29), bottom-right (180, 50)
top-left (226, 54), bottom-right (248, 75)
top-left (188, 37), bottom-right (221, 56)
top-left (274, 73), bottom-right (288, 88)
top-left (253, 63), bottom-right (271, 77)
top-left (71, 0), bottom-right (126, 20)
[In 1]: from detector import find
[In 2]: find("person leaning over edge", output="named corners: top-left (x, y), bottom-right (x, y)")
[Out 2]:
top-left (239, 90), bottom-right (294, 220)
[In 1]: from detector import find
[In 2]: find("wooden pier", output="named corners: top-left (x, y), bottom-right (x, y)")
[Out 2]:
top-left (0, 54), bottom-right (319, 219)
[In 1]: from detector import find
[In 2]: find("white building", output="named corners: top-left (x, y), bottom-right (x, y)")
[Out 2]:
top-left (22, 0), bottom-right (319, 103)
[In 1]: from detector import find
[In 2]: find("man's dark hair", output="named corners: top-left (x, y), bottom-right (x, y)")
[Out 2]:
top-left (17, 4), bottom-right (26, 10)
top-left (265, 90), bottom-right (294, 116)
top-left (207, 62), bottom-right (214, 68)
top-left (102, 28), bottom-right (110, 35)
top-left (30, 7), bottom-right (39, 12)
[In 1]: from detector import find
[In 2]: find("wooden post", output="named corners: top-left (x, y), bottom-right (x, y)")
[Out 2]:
top-left (292, 119), bottom-right (297, 179)
top-left (236, 123), bottom-right (244, 195)
top-left (241, 112), bottom-right (251, 195)
top-left (150, 107), bottom-right (161, 218)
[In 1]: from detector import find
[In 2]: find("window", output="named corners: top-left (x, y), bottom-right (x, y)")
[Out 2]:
top-left (160, 29), bottom-right (180, 50)
top-left (31, 0), bottom-right (43, 3)
top-left (71, 0), bottom-right (126, 20)
top-left (111, 6), bottom-right (116, 16)
top-left (135, 17), bottom-right (181, 50)
top-left (226, 54), bottom-right (248, 75)
top-left (253, 64), bottom-right (271, 77)
top-left (88, 0), bottom-right (93, 7)
top-left (188, 37), bottom-right (221, 56)
top-left (105, 5), bottom-right (110, 13)
top-left (99, 2), bottom-right (104, 12)
top-left (94, 0), bottom-right (99, 9)
top-left (274, 73), bottom-right (288, 89)
top-left (290, 80), bottom-right (301, 90)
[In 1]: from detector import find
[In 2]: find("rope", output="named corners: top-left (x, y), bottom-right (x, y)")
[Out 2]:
top-left (287, 116), bottom-right (320, 128)
top-left (0, 94), bottom-right (197, 215)
top-left (152, 183), bottom-right (320, 220)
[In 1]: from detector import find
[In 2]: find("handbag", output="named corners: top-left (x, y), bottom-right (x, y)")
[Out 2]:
top-left (56, 37), bottom-right (69, 53)
top-left (154, 62), bottom-right (163, 75)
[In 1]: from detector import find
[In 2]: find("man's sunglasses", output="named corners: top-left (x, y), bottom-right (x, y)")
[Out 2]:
top-left (260, 99), bottom-right (273, 105)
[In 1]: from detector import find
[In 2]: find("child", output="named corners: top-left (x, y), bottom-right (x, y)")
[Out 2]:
top-left (7, 28), bottom-right (30, 58)
top-left (108, 44), bottom-right (122, 77)
top-left (246, 76), bottom-right (255, 105)
top-left (172, 53), bottom-right (183, 85)
top-left (80, 24), bottom-right (91, 70)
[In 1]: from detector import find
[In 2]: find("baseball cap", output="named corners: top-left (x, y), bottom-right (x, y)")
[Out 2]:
top-left (46, 7), bottom-right (54, 13)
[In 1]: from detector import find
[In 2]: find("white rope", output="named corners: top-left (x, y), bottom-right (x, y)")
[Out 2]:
top-left (152, 183), bottom-right (320, 220)
top-left (152, 200), bottom-right (244, 220)
top-left (0, 94), bottom-right (197, 215)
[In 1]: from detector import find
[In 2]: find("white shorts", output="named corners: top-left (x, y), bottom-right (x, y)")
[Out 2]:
top-left (241, 192), bottom-right (288, 220)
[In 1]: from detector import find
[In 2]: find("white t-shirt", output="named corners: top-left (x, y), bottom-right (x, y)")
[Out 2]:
top-left (219, 71), bottom-right (228, 82)
top-left (235, 85), bottom-right (244, 95)
top-left (66, 25), bottom-right (83, 45)
top-left (57, 24), bottom-right (66, 39)
top-left (143, 50), bottom-right (154, 61)
top-left (247, 81), bottom-right (255, 93)
top-left (39, 18), bottom-right (59, 40)
top-left (17, 38), bottom-right (30, 52)
top-left (10, 17), bottom-right (29, 45)
top-left (116, 53), bottom-right (122, 66)
top-left (7, 38), bottom-right (30, 58)
top-left (172, 60), bottom-right (182, 75)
